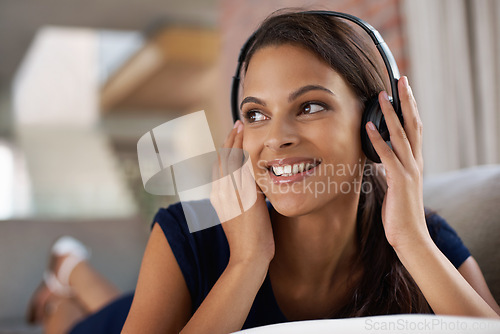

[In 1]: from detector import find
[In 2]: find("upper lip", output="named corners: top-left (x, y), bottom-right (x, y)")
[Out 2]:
top-left (265, 157), bottom-right (322, 168)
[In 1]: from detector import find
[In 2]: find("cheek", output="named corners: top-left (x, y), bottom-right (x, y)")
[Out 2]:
top-left (320, 113), bottom-right (363, 159)
top-left (349, 112), bottom-right (364, 155)
top-left (242, 133), bottom-right (253, 157)
top-left (242, 131), bottom-right (263, 169)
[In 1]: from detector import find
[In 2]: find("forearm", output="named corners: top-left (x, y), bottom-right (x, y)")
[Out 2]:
top-left (395, 237), bottom-right (499, 318)
top-left (180, 258), bottom-right (269, 334)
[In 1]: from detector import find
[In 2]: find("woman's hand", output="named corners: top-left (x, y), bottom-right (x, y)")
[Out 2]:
top-left (367, 78), bottom-right (500, 318)
top-left (365, 76), bottom-right (430, 252)
top-left (210, 120), bottom-right (275, 267)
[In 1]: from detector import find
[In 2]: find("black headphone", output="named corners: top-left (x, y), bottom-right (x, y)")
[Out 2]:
top-left (230, 10), bottom-right (403, 163)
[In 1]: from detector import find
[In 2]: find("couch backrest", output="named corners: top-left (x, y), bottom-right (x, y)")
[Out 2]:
top-left (424, 164), bottom-right (500, 304)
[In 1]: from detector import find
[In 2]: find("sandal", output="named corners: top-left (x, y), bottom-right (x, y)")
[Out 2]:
top-left (26, 236), bottom-right (90, 324)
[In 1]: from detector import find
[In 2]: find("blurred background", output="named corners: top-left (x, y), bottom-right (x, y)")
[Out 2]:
top-left (0, 0), bottom-right (499, 332)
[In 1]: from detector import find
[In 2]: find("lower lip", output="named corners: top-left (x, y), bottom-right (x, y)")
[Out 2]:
top-left (268, 164), bottom-right (320, 184)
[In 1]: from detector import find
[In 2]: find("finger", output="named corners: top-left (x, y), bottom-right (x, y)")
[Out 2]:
top-left (219, 122), bottom-right (238, 175)
top-left (212, 157), bottom-right (220, 180)
top-left (222, 123), bottom-right (244, 177)
top-left (379, 91), bottom-right (414, 168)
top-left (229, 151), bottom-right (244, 188)
top-left (220, 121), bottom-right (242, 175)
top-left (366, 121), bottom-right (401, 171)
top-left (209, 159), bottom-right (221, 211)
top-left (399, 76), bottom-right (424, 169)
top-left (230, 128), bottom-right (244, 188)
top-left (233, 123), bottom-right (243, 149)
top-left (215, 150), bottom-right (225, 179)
top-left (223, 121), bottom-right (242, 149)
top-left (239, 160), bottom-right (258, 211)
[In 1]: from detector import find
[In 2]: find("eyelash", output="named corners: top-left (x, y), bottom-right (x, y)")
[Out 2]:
top-left (242, 102), bottom-right (329, 124)
top-left (242, 110), bottom-right (268, 123)
top-left (299, 101), bottom-right (328, 115)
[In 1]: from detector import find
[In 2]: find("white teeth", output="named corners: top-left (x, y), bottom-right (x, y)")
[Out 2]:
top-left (271, 161), bottom-right (319, 176)
top-left (273, 166), bottom-right (284, 176)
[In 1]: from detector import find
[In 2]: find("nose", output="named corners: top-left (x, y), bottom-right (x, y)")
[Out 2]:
top-left (263, 116), bottom-right (300, 151)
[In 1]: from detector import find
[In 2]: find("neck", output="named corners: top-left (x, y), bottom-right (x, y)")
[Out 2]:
top-left (269, 193), bottom-right (360, 289)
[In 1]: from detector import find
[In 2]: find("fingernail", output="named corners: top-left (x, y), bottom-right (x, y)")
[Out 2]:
top-left (382, 91), bottom-right (390, 101)
top-left (402, 76), bottom-right (408, 87)
top-left (403, 76), bottom-right (411, 92)
top-left (237, 123), bottom-right (244, 133)
top-left (367, 122), bottom-right (376, 131)
top-left (233, 120), bottom-right (240, 129)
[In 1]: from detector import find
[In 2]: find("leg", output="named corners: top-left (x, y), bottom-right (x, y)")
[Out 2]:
top-left (43, 296), bottom-right (85, 334)
top-left (68, 260), bottom-right (121, 313)
top-left (28, 236), bottom-right (121, 325)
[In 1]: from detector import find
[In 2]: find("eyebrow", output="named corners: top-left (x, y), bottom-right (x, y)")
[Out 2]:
top-left (240, 84), bottom-right (335, 110)
top-left (288, 85), bottom-right (335, 102)
top-left (240, 96), bottom-right (266, 110)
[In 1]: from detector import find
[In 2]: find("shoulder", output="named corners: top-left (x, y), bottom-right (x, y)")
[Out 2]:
top-left (425, 211), bottom-right (471, 268)
top-left (152, 202), bottom-right (188, 237)
top-left (151, 200), bottom-right (230, 310)
top-left (153, 201), bottom-right (229, 257)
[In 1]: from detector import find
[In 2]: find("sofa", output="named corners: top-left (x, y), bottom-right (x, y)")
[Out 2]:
top-left (423, 164), bottom-right (500, 304)
top-left (0, 164), bottom-right (498, 333)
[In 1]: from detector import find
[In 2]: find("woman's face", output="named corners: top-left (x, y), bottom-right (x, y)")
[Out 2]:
top-left (241, 44), bottom-right (365, 217)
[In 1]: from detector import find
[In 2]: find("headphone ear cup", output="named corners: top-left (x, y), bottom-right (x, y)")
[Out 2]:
top-left (361, 97), bottom-right (390, 163)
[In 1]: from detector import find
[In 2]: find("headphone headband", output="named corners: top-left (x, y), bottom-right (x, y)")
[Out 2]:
top-left (231, 10), bottom-right (401, 122)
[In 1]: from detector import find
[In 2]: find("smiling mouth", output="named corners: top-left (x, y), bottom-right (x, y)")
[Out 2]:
top-left (268, 160), bottom-right (321, 177)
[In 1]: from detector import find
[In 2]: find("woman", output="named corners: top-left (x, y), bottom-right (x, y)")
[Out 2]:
top-left (122, 10), bottom-right (499, 332)
top-left (29, 10), bottom-right (500, 334)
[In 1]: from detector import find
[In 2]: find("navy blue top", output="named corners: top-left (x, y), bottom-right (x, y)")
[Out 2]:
top-left (70, 201), bottom-right (470, 333)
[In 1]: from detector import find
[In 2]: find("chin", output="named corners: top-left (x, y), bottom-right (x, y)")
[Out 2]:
top-left (266, 191), bottom-right (321, 218)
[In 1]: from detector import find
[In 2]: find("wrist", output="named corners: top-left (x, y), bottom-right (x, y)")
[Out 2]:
top-left (226, 236), bottom-right (275, 269)
top-left (228, 252), bottom-right (273, 270)
top-left (226, 256), bottom-right (271, 285)
top-left (392, 232), bottom-right (435, 263)
top-left (386, 215), bottom-right (431, 253)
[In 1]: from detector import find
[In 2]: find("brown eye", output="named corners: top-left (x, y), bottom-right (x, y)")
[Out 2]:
top-left (244, 110), bottom-right (268, 123)
top-left (302, 103), bottom-right (326, 115)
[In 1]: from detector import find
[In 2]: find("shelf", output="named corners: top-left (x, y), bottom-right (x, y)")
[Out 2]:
top-left (100, 26), bottom-right (219, 113)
